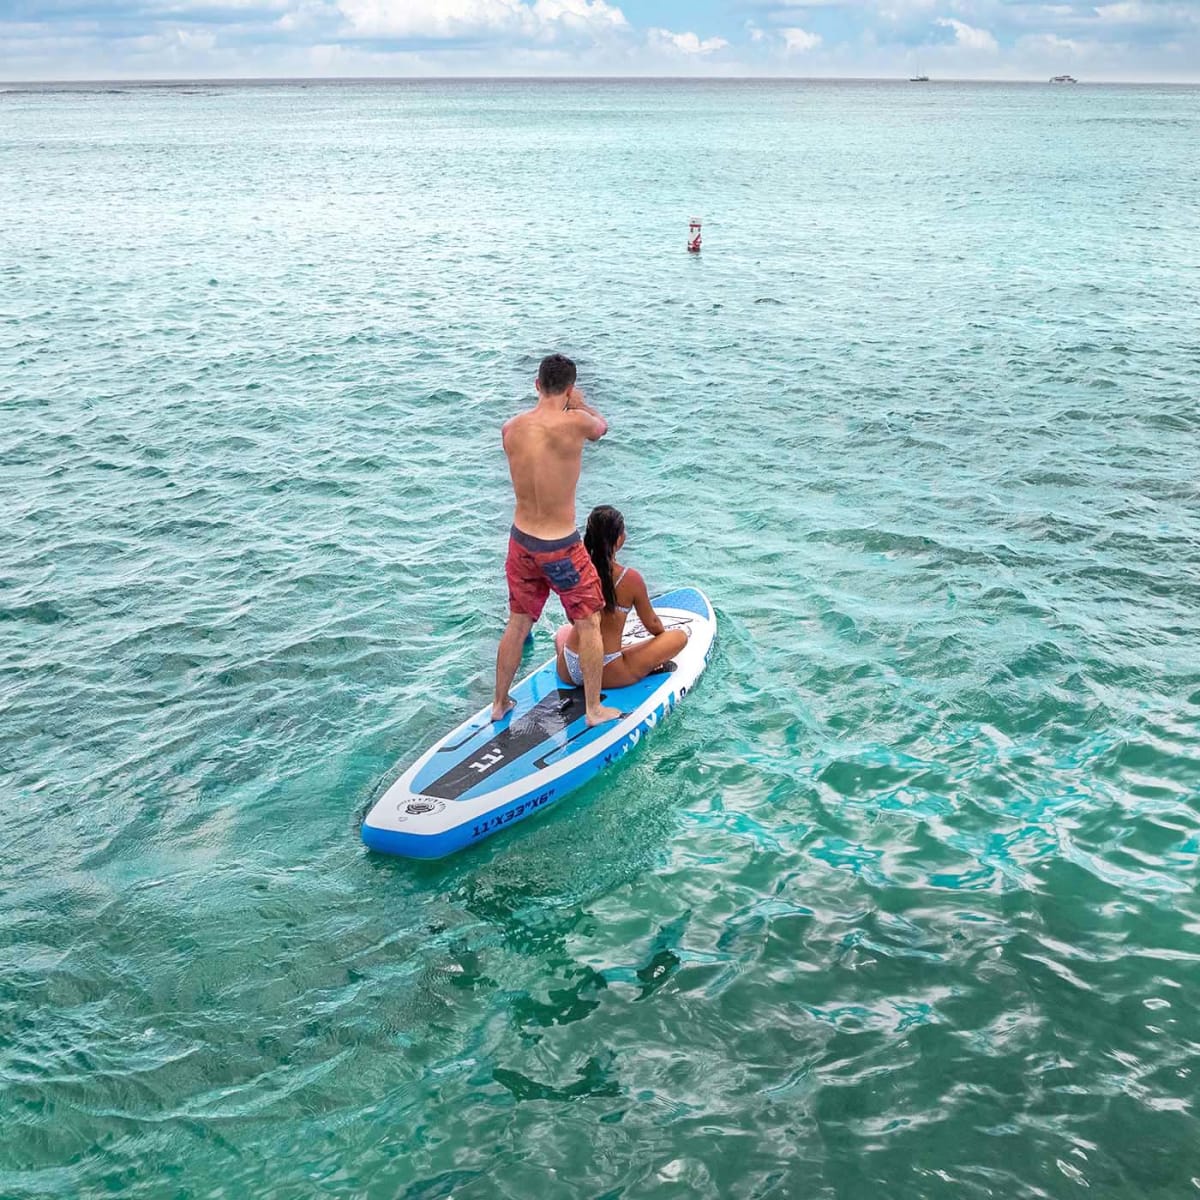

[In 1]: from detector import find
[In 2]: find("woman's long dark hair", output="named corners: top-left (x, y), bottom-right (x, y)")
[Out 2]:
top-left (585, 505), bottom-right (625, 612)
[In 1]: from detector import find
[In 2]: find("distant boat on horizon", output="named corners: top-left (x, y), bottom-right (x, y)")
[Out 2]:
top-left (910, 72), bottom-right (931, 82)
top-left (1050, 74), bottom-right (1078, 84)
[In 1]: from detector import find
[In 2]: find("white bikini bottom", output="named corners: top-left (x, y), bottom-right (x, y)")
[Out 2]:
top-left (562, 645), bottom-right (623, 686)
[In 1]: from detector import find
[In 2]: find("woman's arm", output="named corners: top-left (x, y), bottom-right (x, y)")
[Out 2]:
top-left (629, 571), bottom-right (665, 636)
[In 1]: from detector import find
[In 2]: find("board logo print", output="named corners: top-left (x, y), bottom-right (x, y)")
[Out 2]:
top-left (468, 748), bottom-right (505, 773)
top-left (401, 797), bottom-right (445, 818)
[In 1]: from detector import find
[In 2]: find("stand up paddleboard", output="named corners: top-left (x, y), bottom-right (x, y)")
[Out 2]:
top-left (362, 587), bottom-right (715, 859)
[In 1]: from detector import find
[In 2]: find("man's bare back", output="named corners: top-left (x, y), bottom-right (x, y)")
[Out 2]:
top-left (503, 387), bottom-right (606, 540)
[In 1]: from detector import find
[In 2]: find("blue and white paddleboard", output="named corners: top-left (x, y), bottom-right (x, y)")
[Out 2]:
top-left (362, 587), bottom-right (715, 859)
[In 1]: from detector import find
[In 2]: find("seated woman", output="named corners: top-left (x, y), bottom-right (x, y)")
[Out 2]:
top-left (555, 505), bottom-right (689, 690)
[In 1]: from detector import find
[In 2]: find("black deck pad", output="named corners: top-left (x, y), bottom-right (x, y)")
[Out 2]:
top-left (422, 689), bottom-right (593, 801)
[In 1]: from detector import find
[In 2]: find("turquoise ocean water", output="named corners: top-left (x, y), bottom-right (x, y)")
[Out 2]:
top-left (2, 79), bottom-right (1199, 1196)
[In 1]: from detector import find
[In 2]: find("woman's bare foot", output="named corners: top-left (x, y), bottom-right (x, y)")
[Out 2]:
top-left (586, 703), bottom-right (622, 727)
top-left (491, 696), bottom-right (516, 722)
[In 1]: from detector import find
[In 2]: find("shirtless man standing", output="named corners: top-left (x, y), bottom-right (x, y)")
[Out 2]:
top-left (492, 354), bottom-right (622, 728)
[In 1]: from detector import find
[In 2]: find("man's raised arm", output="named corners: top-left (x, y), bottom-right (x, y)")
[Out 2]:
top-left (566, 386), bottom-right (608, 441)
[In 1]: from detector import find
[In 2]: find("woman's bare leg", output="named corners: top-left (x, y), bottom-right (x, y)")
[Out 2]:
top-left (601, 630), bottom-right (688, 688)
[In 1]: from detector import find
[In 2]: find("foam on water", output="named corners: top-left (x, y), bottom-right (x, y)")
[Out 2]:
top-left (2, 79), bottom-right (1199, 1197)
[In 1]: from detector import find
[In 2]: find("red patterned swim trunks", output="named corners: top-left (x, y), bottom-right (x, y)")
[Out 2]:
top-left (505, 525), bottom-right (604, 623)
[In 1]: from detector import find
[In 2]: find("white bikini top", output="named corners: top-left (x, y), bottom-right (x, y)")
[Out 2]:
top-left (613, 566), bottom-right (632, 614)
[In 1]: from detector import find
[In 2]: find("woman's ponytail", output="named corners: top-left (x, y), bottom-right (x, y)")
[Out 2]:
top-left (584, 505), bottom-right (625, 612)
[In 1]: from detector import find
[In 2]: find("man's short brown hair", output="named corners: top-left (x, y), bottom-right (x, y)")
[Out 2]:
top-left (538, 353), bottom-right (577, 395)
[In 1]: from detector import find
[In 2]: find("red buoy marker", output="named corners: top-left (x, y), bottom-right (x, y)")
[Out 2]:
top-left (687, 217), bottom-right (702, 253)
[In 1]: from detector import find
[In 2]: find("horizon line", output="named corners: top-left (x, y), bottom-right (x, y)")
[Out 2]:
top-left (3, 73), bottom-right (1197, 86)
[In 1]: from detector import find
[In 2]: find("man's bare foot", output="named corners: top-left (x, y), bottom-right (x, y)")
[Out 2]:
top-left (585, 704), bottom-right (622, 728)
top-left (491, 696), bottom-right (516, 722)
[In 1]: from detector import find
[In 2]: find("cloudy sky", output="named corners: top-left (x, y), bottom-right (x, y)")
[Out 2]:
top-left (2, 0), bottom-right (1197, 81)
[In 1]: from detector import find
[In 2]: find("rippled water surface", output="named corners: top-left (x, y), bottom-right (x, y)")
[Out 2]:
top-left (3, 79), bottom-right (1200, 1197)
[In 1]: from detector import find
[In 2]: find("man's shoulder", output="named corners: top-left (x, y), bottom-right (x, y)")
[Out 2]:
top-left (504, 404), bottom-right (595, 448)
top-left (502, 407), bottom-right (537, 439)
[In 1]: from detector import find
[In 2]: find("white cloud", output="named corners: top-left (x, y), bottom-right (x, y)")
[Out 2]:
top-left (336, 0), bottom-right (627, 40)
top-left (877, 0), bottom-right (936, 21)
top-left (936, 17), bottom-right (998, 50)
top-left (276, 0), bottom-right (332, 33)
top-left (648, 27), bottom-right (729, 54)
top-left (1016, 31), bottom-right (1086, 56)
top-left (336, 0), bottom-right (509, 38)
top-left (532, 0), bottom-right (627, 33)
top-left (131, 28), bottom-right (217, 53)
top-left (781, 26), bottom-right (822, 52)
top-left (1093, 2), bottom-right (1143, 22)
top-left (1092, 1), bottom-right (1199, 24)
top-left (746, 21), bottom-right (765, 43)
